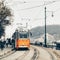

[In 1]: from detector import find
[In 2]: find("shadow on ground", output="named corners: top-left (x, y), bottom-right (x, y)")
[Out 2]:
top-left (12, 48), bottom-right (29, 51)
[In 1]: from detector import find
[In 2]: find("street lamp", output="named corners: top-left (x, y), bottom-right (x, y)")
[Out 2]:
top-left (44, 6), bottom-right (54, 47)
top-left (44, 6), bottom-right (47, 47)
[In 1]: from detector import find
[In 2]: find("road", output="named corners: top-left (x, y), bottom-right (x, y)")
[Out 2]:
top-left (0, 45), bottom-right (59, 60)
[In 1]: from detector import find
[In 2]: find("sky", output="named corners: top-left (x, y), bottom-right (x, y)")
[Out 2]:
top-left (3, 0), bottom-right (60, 38)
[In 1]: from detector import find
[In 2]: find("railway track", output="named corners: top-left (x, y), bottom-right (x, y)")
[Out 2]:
top-left (42, 47), bottom-right (56, 60)
top-left (0, 45), bottom-right (58, 60)
top-left (0, 49), bottom-right (27, 60)
top-left (0, 49), bottom-right (16, 60)
top-left (31, 46), bottom-right (39, 60)
top-left (42, 48), bottom-right (57, 60)
top-left (42, 47), bottom-right (60, 60)
top-left (15, 47), bottom-right (39, 60)
top-left (15, 49), bottom-right (30, 60)
top-left (46, 48), bottom-right (60, 60)
top-left (32, 45), bottom-right (57, 60)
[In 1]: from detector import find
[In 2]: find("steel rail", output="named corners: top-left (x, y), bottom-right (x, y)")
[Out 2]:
top-left (0, 49), bottom-right (16, 60)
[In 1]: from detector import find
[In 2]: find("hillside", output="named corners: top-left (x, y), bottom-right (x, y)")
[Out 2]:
top-left (30, 25), bottom-right (60, 40)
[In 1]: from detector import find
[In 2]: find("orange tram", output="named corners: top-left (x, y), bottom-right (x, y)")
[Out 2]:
top-left (15, 30), bottom-right (30, 49)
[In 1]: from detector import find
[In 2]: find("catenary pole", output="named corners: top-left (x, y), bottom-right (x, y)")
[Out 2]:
top-left (44, 6), bottom-right (47, 47)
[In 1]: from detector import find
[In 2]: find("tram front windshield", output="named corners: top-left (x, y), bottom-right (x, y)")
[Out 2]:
top-left (20, 33), bottom-right (28, 38)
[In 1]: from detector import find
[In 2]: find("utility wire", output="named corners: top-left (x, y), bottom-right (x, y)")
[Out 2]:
top-left (20, 0), bottom-right (60, 4)
top-left (20, 0), bottom-right (60, 10)
top-left (20, 0), bottom-right (60, 20)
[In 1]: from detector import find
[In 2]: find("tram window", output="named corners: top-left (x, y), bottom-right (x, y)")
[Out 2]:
top-left (20, 34), bottom-right (28, 38)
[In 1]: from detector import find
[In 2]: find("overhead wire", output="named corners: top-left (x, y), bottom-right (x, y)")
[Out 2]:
top-left (20, 0), bottom-right (60, 19)
top-left (20, 0), bottom-right (60, 10)
top-left (5, 0), bottom-right (60, 12)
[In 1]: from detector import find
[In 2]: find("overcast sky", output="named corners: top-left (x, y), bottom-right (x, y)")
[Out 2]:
top-left (4, 0), bottom-right (60, 38)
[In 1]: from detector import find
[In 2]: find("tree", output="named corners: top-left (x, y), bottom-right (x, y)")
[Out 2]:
top-left (0, 1), bottom-right (12, 38)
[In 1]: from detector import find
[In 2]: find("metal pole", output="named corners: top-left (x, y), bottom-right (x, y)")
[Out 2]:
top-left (44, 6), bottom-right (47, 47)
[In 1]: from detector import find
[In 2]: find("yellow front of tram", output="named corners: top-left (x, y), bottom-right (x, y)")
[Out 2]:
top-left (16, 31), bottom-right (30, 49)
